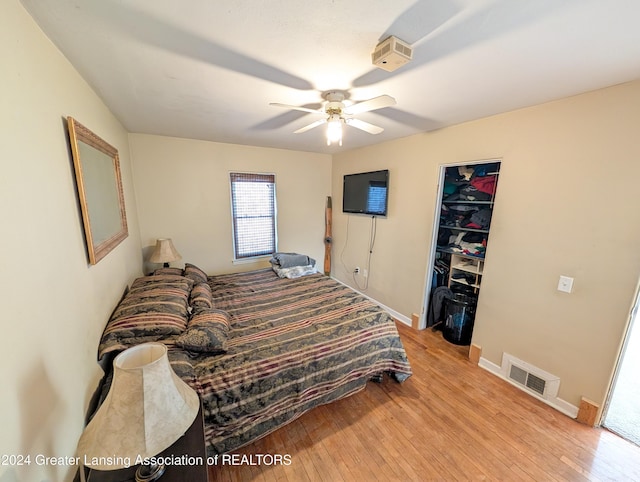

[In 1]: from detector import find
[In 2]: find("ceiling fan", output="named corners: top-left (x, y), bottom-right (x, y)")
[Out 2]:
top-left (270, 91), bottom-right (396, 146)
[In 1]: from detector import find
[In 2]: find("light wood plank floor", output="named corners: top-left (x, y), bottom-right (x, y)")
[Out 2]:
top-left (210, 322), bottom-right (640, 481)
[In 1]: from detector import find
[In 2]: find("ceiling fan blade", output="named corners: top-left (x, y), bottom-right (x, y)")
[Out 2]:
top-left (344, 95), bottom-right (396, 115)
top-left (294, 118), bottom-right (327, 134)
top-left (345, 118), bottom-right (384, 135)
top-left (269, 102), bottom-right (323, 115)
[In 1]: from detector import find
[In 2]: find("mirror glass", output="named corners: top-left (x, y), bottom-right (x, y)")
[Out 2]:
top-left (67, 117), bottom-right (128, 264)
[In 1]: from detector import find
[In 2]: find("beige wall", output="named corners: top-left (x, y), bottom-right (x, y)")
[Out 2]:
top-left (129, 134), bottom-right (331, 275)
top-left (0, 2), bottom-right (142, 481)
top-left (332, 80), bottom-right (640, 411)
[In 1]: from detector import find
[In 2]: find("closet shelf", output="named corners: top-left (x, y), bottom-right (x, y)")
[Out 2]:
top-left (451, 262), bottom-right (483, 275)
top-left (442, 200), bottom-right (494, 205)
top-left (439, 225), bottom-right (489, 234)
top-left (450, 278), bottom-right (480, 289)
top-left (448, 253), bottom-right (485, 294)
top-left (436, 247), bottom-right (485, 259)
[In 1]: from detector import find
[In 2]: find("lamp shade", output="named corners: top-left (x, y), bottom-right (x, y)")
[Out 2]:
top-left (326, 114), bottom-right (343, 146)
top-left (76, 343), bottom-right (199, 470)
top-left (149, 238), bottom-right (181, 265)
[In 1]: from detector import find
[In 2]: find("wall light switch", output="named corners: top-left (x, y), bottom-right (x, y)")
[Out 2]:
top-left (558, 275), bottom-right (574, 293)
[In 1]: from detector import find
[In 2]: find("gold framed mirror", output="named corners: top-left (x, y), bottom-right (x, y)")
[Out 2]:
top-left (67, 117), bottom-right (128, 265)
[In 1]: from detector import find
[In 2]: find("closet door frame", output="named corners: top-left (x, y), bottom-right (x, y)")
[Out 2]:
top-left (419, 158), bottom-right (502, 330)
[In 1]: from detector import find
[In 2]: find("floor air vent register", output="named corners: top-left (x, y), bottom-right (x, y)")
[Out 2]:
top-left (502, 353), bottom-right (560, 401)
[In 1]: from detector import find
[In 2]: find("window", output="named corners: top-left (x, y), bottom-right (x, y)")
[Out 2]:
top-left (366, 181), bottom-right (387, 215)
top-left (230, 172), bottom-right (277, 259)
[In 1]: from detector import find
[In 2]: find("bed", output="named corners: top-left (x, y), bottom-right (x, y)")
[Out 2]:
top-left (95, 264), bottom-right (412, 455)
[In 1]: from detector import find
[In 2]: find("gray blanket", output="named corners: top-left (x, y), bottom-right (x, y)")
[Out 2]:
top-left (270, 252), bottom-right (316, 269)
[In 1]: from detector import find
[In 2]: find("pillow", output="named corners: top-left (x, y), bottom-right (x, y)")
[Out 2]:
top-left (190, 282), bottom-right (213, 309)
top-left (131, 274), bottom-right (193, 292)
top-left (273, 264), bottom-right (317, 279)
top-left (184, 263), bottom-right (208, 284)
top-left (153, 267), bottom-right (184, 276)
top-left (97, 276), bottom-right (192, 360)
top-left (175, 309), bottom-right (230, 354)
top-left (104, 289), bottom-right (190, 335)
top-left (98, 334), bottom-right (170, 361)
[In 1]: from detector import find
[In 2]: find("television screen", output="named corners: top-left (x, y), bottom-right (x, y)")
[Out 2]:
top-left (343, 170), bottom-right (389, 216)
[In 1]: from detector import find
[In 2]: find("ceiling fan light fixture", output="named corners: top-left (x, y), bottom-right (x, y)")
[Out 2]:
top-left (326, 114), bottom-right (342, 146)
top-left (270, 90), bottom-right (394, 147)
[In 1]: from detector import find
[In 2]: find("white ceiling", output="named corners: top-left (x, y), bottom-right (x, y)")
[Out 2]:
top-left (21, 0), bottom-right (640, 154)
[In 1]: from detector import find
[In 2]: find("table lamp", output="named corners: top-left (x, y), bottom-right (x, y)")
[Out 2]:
top-left (76, 343), bottom-right (199, 482)
top-left (149, 238), bottom-right (182, 267)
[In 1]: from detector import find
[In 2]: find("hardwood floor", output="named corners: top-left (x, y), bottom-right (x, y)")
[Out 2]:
top-left (209, 322), bottom-right (640, 481)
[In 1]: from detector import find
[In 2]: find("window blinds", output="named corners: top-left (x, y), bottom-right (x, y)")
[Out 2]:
top-left (230, 173), bottom-right (276, 259)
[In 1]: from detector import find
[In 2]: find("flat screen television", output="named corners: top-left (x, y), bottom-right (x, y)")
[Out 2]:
top-left (343, 169), bottom-right (389, 216)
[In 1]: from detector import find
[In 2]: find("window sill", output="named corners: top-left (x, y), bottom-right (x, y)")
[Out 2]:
top-left (232, 255), bottom-right (272, 265)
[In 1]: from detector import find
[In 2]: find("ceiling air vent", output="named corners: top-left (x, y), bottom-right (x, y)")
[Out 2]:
top-left (502, 354), bottom-right (560, 401)
top-left (372, 36), bottom-right (413, 72)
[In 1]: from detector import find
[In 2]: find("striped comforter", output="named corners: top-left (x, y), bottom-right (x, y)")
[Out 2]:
top-left (170, 268), bottom-right (412, 455)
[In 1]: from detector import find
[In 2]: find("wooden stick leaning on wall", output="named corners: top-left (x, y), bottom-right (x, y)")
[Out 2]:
top-left (324, 196), bottom-right (332, 276)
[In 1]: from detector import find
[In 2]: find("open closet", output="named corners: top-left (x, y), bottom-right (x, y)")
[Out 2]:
top-left (424, 160), bottom-right (501, 344)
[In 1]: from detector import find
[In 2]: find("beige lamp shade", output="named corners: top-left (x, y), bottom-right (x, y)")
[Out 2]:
top-left (76, 343), bottom-right (199, 470)
top-left (149, 238), bottom-right (181, 265)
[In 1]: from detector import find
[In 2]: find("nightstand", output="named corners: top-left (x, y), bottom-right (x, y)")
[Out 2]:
top-left (79, 403), bottom-right (209, 482)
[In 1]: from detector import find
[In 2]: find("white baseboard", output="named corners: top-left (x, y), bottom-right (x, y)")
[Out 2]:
top-left (478, 357), bottom-right (579, 419)
top-left (331, 277), bottom-right (412, 327)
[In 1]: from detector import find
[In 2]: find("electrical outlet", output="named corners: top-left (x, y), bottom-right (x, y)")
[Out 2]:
top-left (354, 267), bottom-right (360, 274)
